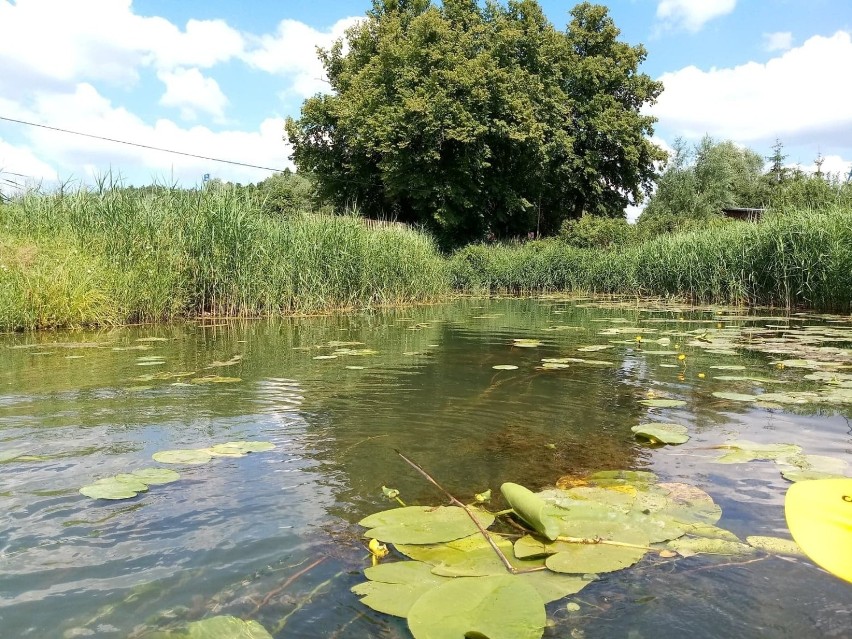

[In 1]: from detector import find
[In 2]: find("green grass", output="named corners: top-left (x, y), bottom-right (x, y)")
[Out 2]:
top-left (2, 185), bottom-right (849, 332)
top-left (449, 207), bottom-right (852, 311)
top-left (0, 185), bottom-right (449, 330)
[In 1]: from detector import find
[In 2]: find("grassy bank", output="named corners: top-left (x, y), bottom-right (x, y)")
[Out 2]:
top-left (1, 187), bottom-right (850, 331)
top-left (449, 206), bottom-right (852, 311)
top-left (0, 186), bottom-right (449, 330)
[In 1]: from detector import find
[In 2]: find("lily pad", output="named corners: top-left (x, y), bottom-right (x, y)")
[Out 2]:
top-left (352, 561), bottom-right (450, 617)
top-left (79, 479), bottom-right (144, 500)
top-left (667, 537), bottom-right (756, 557)
top-left (130, 468), bottom-right (181, 485)
top-left (359, 506), bottom-right (495, 545)
top-left (712, 392), bottom-right (758, 402)
top-left (714, 440), bottom-right (803, 464)
top-left (746, 536), bottom-right (804, 556)
top-left (631, 423), bottom-right (690, 445)
top-left (639, 399), bottom-right (687, 408)
top-left (512, 339), bottom-right (543, 348)
top-left (153, 449), bottom-right (213, 465)
top-left (208, 441), bottom-right (275, 457)
top-left (492, 365), bottom-right (519, 370)
top-left (545, 542), bottom-right (647, 574)
top-left (161, 615), bottom-right (273, 638)
top-left (407, 575), bottom-right (546, 639)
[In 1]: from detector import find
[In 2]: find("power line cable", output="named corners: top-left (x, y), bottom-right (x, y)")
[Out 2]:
top-left (0, 115), bottom-right (286, 173)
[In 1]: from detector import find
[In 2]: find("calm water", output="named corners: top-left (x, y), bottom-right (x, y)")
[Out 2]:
top-left (1, 297), bottom-right (851, 638)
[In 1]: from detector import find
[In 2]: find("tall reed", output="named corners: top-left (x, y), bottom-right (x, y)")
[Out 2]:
top-left (0, 185), bottom-right (449, 330)
top-left (449, 206), bottom-right (852, 311)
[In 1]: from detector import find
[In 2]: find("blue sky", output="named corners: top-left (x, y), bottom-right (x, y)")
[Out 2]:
top-left (1, 0), bottom-right (851, 214)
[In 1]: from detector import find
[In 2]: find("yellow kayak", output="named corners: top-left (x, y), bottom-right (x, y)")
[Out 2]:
top-left (785, 478), bottom-right (852, 584)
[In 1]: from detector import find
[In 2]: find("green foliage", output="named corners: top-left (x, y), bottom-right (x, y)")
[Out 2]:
top-left (0, 185), bottom-right (449, 330)
top-left (251, 170), bottom-right (325, 216)
top-left (638, 136), bottom-right (768, 234)
top-left (559, 214), bottom-right (632, 249)
top-left (286, 0), bottom-right (665, 247)
top-left (449, 206), bottom-right (852, 311)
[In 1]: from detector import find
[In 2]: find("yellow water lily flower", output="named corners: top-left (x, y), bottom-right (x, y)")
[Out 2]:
top-left (677, 353), bottom-right (686, 362)
top-left (368, 538), bottom-right (389, 565)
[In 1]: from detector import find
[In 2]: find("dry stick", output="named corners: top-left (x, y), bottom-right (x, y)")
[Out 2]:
top-left (395, 449), bottom-right (539, 575)
top-left (250, 556), bottom-right (327, 616)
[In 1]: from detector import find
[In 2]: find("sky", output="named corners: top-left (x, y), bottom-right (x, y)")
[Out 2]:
top-left (1, 0), bottom-right (852, 216)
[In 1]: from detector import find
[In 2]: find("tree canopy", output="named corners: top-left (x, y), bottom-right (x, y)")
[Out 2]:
top-left (285, 0), bottom-right (666, 247)
top-left (636, 136), bottom-right (768, 235)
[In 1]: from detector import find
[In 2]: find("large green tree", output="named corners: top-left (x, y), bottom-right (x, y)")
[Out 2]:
top-left (285, 0), bottom-right (665, 246)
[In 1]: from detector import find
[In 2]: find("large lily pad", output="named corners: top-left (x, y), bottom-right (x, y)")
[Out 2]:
top-left (545, 541), bottom-right (647, 574)
top-left (359, 506), bottom-right (495, 545)
top-left (352, 561), bottom-right (450, 617)
top-left (631, 423), bottom-right (690, 445)
top-left (407, 575), bottom-right (546, 639)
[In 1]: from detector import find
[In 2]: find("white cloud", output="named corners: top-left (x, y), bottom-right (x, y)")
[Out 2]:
top-left (244, 17), bottom-right (363, 98)
top-left (763, 31), bottom-right (793, 52)
top-left (0, 0), bottom-right (244, 97)
top-left (656, 0), bottom-right (736, 33)
top-left (0, 138), bottom-right (59, 196)
top-left (4, 84), bottom-right (291, 187)
top-left (651, 31), bottom-right (852, 145)
top-left (158, 68), bottom-right (229, 121)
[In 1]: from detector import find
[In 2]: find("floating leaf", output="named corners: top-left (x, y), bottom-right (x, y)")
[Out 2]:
top-left (714, 440), bottom-right (802, 464)
top-left (708, 365), bottom-right (747, 371)
top-left (512, 339), bottom-right (542, 348)
top-left (577, 345), bottom-right (612, 352)
top-left (158, 615), bottom-right (273, 638)
top-left (746, 536), bottom-right (803, 556)
top-left (545, 541), bottom-right (647, 574)
top-left (667, 537), bottom-right (756, 557)
top-left (352, 561), bottom-right (449, 618)
top-left (130, 468), bottom-right (180, 485)
top-left (639, 399), bottom-right (687, 408)
top-left (631, 423), bottom-right (690, 445)
top-left (501, 483), bottom-right (563, 540)
top-left (209, 441), bottom-right (275, 456)
top-left (407, 575), bottom-right (546, 639)
top-left (79, 479), bottom-right (144, 500)
top-left (399, 534), bottom-right (543, 577)
top-left (492, 365), bottom-right (519, 370)
top-left (359, 506), bottom-right (495, 545)
top-left (712, 392), bottom-right (757, 402)
top-left (153, 449), bottom-right (213, 465)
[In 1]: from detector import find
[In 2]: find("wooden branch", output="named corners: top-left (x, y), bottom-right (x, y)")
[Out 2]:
top-left (395, 450), bottom-right (537, 575)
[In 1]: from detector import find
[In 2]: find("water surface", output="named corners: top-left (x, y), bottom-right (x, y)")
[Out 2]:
top-left (1, 297), bottom-right (851, 638)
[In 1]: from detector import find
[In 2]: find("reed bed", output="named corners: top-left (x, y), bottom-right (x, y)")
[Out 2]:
top-left (449, 207), bottom-right (852, 311)
top-left (2, 186), bottom-right (849, 332)
top-left (0, 186), bottom-right (449, 330)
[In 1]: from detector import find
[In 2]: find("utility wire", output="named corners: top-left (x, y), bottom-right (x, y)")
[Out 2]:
top-left (0, 115), bottom-right (286, 173)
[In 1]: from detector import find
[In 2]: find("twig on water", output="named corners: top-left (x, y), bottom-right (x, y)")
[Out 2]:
top-left (395, 449), bottom-right (539, 575)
